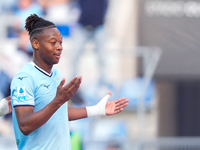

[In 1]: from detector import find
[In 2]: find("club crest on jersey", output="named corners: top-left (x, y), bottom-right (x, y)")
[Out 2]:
top-left (17, 87), bottom-right (26, 101)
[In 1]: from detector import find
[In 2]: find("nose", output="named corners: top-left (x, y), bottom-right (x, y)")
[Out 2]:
top-left (56, 42), bottom-right (63, 51)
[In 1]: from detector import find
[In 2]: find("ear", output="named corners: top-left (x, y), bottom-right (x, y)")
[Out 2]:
top-left (31, 39), bottom-right (39, 50)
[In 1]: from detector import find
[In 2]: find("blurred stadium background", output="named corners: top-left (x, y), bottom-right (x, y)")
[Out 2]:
top-left (1, 0), bottom-right (200, 150)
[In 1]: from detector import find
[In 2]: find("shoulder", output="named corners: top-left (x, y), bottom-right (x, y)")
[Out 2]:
top-left (11, 63), bottom-right (35, 84)
top-left (14, 63), bottom-right (34, 77)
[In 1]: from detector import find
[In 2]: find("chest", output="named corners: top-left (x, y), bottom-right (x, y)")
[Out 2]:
top-left (33, 76), bottom-right (61, 110)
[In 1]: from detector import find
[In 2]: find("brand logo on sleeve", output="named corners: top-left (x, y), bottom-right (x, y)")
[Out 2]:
top-left (17, 87), bottom-right (26, 100)
top-left (18, 76), bottom-right (27, 80)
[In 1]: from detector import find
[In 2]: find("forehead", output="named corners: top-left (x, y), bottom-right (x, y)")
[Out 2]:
top-left (39, 27), bottom-right (62, 40)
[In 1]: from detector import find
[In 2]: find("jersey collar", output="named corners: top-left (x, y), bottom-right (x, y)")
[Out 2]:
top-left (30, 62), bottom-right (53, 77)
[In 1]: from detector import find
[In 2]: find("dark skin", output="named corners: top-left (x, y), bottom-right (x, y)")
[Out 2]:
top-left (14, 27), bottom-right (129, 135)
top-left (6, 96), bottom-right (12, 114)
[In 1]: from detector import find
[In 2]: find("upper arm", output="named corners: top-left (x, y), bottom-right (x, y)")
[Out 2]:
top-left (11, 73), bottom-right (35, 134)
top-left (14, 106), bottom-right (34, 126)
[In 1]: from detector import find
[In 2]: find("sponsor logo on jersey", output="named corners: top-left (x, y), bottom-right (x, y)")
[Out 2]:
top-left (17, 87), bottom-right (26, 100)
top-left (43, 84), bottom-right (50, 89)
top-left (16, 139), bottom-right (20, 145)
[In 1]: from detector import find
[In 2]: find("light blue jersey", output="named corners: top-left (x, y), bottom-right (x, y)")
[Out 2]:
top-left (11, 62), bottom-right (71, 150)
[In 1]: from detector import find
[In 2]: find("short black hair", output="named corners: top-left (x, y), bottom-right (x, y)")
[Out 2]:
top-left (25, 14), bottom-right (56, 38)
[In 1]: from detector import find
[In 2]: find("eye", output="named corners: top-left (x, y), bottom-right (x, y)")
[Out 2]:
top-left (51, 42), bottom-right (56, 45)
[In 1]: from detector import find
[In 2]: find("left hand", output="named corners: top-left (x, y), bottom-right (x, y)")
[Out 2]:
top-left (105, 91), bottom-right (129, 115)
top-left (5, 96), bottom-right (12, 114)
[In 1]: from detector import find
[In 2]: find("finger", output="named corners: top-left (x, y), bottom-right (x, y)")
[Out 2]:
top-left (61, 76), bottom-right (82, 98)
top-left (115, 98), bottom-right (129, 108)
top-left (114, 108), bottom-right (123, 114)
top-left (58, 78), bottom-right (66, 89)
top-left (67, 76), bottom-right (82, 92)
top-left (64, 76), bottom-right (79, 89)
top-left (116, 100), bottom-right (129, 108)
top-left (115, 102), bottom-right (129, 110)
top-left (114, 97), bottom-right (127, 105)
top-left (5, 96), bottom-right (11, 101)
top-left (117, 98), bottom-right (129, 105)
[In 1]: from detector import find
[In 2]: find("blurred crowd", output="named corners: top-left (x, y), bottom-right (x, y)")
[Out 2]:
top-left (0, 1), bottom-right (156, 149)
top-left (0, 0), bottom-right (127, 149)
top-left (0, 0), bottom-right (109, 102)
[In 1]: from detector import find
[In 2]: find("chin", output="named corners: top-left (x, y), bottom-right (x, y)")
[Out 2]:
top-left (54, 60), bottom-right (59, 64)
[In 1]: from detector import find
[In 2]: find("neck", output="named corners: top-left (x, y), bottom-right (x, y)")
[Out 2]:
top-left (33, 58), bottom-right (53, 74)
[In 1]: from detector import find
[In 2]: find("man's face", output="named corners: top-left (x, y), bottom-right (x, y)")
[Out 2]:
top-left (36, 27), bottom-right (63, 65)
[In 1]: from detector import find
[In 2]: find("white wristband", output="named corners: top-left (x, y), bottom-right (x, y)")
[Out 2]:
top-left (86, 94), bottom-right (110, 117)
top-left (0, 98), bottom-right (9, 117)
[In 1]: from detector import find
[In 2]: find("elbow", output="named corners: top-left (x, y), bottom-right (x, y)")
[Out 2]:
top-left (19, 125), bottom-right (33, 136)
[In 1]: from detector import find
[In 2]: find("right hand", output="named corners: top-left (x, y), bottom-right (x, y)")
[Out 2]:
top-left (55, 76), bottom-right (82, 105)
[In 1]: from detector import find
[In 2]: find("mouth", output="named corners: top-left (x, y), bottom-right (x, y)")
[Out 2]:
top-left (54, 53), bottom-right (61, 59)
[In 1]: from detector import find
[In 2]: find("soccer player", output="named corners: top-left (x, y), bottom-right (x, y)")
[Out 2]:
top-left (10, 14), bottom-right (129, 150)
top-left (0, 96), bottom-right (12, 117)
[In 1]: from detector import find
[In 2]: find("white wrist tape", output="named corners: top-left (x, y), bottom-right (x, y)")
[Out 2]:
top-left (0, 98), bottom-right (9, 117)
top-left (86, 94), bottom-right (110, 117)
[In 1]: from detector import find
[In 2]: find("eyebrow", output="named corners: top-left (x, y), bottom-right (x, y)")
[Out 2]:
top-left (48, 37), bottom-right (63, 41)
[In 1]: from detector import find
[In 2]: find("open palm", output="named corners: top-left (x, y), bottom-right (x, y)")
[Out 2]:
top-left (105, 92), bottom-right (129, 115)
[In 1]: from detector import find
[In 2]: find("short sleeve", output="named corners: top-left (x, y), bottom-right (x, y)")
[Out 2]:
top-left (11, 73), bottom-right (35, 107)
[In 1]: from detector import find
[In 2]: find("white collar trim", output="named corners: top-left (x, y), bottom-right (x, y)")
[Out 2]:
top-left (30, 62), bottom-right (52, 77)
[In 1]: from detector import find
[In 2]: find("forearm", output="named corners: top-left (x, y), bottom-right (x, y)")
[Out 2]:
top-left (16, 98), bottom-right (61, 135)
top-left (68, 94), bottom-right (111, 121)
top-left (68, 107), bottom-right (87, 121)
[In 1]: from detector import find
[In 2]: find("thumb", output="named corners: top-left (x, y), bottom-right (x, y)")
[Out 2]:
top-left (97, 93), bottom-right (111, 106)
top-left (96, 94), bottom-right (111, 116)
top-left (58, 78), bottom-right (66, 88)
